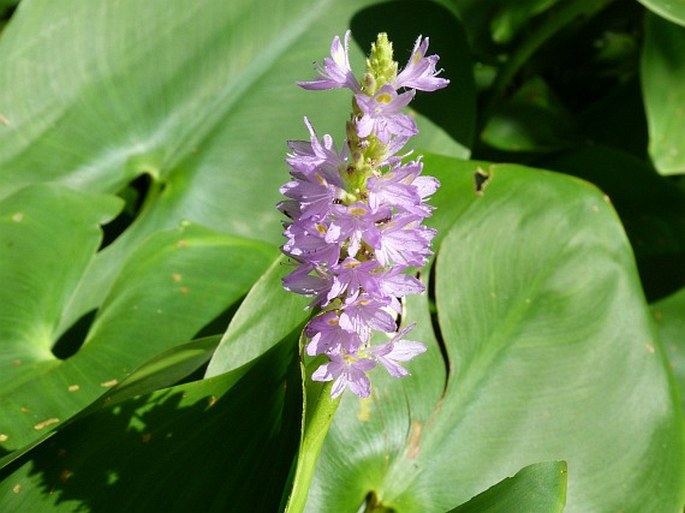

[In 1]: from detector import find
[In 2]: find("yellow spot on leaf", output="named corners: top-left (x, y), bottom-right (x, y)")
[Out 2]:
top-left (68, 384), bottom-right (80, 392)
top-left (20, 407), bottom-right (29, 413)
top-left (34, 418), bottom-right (60, 430)
top-left (180, 286), bottom-right (189, 294)
top-left (0, 113), bottom-right (9, 127)
top-left (59, 469), bottom-right (73, 483)
top-left (100, 379), bottom-right (119, 388)
top-left (645, 343), bottom-right (655, 354)
top-left (177, 239), bottom-right (188, 248)
top-left (172, 273), bottom-right (182, 282)
top-left (207, 395), bottom-right (218, 408)
top-left (0, 434), bottom-right (8, 442)
top-left (12, 484), bottom-right (20, 494)
top-left (407, 421), bottom-right (423, 459)
top-left (11, 212), bottom-right (23, 222)
top-left (357, 397), bottom-right (372, 421)
top-left (12, 359), bottom-right (22, 366)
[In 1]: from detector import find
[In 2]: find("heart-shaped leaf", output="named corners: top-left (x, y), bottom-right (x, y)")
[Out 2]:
top-left (0, 184), bottom-right (276, 452)
top-left (302, 155), bottom-right (685, 513)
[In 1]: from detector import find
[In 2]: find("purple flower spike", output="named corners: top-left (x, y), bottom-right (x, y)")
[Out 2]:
top-left (281, 30), bottom-right (446, 398)
top-left (394, 36), bottom-right (450, 92)
top-left (298, 31), bottom-right (361, 93)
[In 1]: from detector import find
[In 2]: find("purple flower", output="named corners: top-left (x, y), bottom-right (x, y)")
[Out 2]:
top-left (282, 263), bottom-right (332, 308)
top-left (297, 31), bottom-right (361, 93)
top-left (339, 294), bottom-right (397, 341)
top-left (279, 174), bottom-right (342, 221)
top-left (394, 36), bottom-right (450, 92)
top-left (327, 257), bottom-right (381, 303)
top-left (355, 85), bottom-right (418, 144)
top-left (375, 214), bottom-right (436, 267)
top-left (282, 219), bottom-right (341, 267)
top-left (376, 266), bottom-right (425, 312)
top-left (326, 201), bottom-right (390, 257)
top-left (312, 350), bottom-right (376, 398)
top-left (305, 311), bottom-right (362, 355)
top-left (286, 117), bottom-right (347, 185)
top-left (366, 159), bottom-right (437, 218)
top-left (371, 324), bottom-right (427, 377)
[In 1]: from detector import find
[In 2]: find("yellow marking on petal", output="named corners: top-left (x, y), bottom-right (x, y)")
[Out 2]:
top-left (315, 223), bottom-right (327, 234)
top-left (343, 260), bottom-right (361, 269)
top-left (350, 207), bottom-right (367, 216)
top-left (327, 318), bottom-right (339, 326)
top-left (376, 93), bottom-right (392, 104)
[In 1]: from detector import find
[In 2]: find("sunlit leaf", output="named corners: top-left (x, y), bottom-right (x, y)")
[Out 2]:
top-left (448, 461), bottom-right (567, 513)
top-left (652, 287), bottom-right (685, 411)
top-left (304, 156), bottom-right (685, 513)
top-left (637, 0), bottom-right (685, 27)
top-left (642, 13), bottom-right (685, 175)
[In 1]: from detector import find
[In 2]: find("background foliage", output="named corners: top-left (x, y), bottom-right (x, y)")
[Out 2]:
top-left (0, 0), bottom-right (683, 511)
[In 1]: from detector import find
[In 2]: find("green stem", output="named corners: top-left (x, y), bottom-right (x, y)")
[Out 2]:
top-left (284, 363), bottom-right (341, 513)
top-left (482, 0), bottom-right (617, 124)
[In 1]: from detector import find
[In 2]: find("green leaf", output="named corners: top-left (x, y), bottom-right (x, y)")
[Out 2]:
top-left (304, 156), bottom-right (685, 512)
top-left (489, 0), bottom-right (558, 44)
top-left (0, 0), bottom-right (460, 244)
top-left (205, 256), bottom-right (309, 378)
top-left (637, 0), bottom-right (685, 27)
top-left (0, 197), bottom-right (277, 452)
top-left (544, 145), bottom-right (685, 301)
top-left (448, 461), bottom-right (567, 513)
top-left (642, 12), bottom-right (685, 174)
top-left (481, 78), bottom-right (578, 153)
top-left (652, 287), bottom-right (685, 412)
top-left (0, 337), bottom-right (301, 513)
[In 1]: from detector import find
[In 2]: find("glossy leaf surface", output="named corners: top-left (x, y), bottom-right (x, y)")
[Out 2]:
top-left (303, 155), bottom-right (685, 513)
